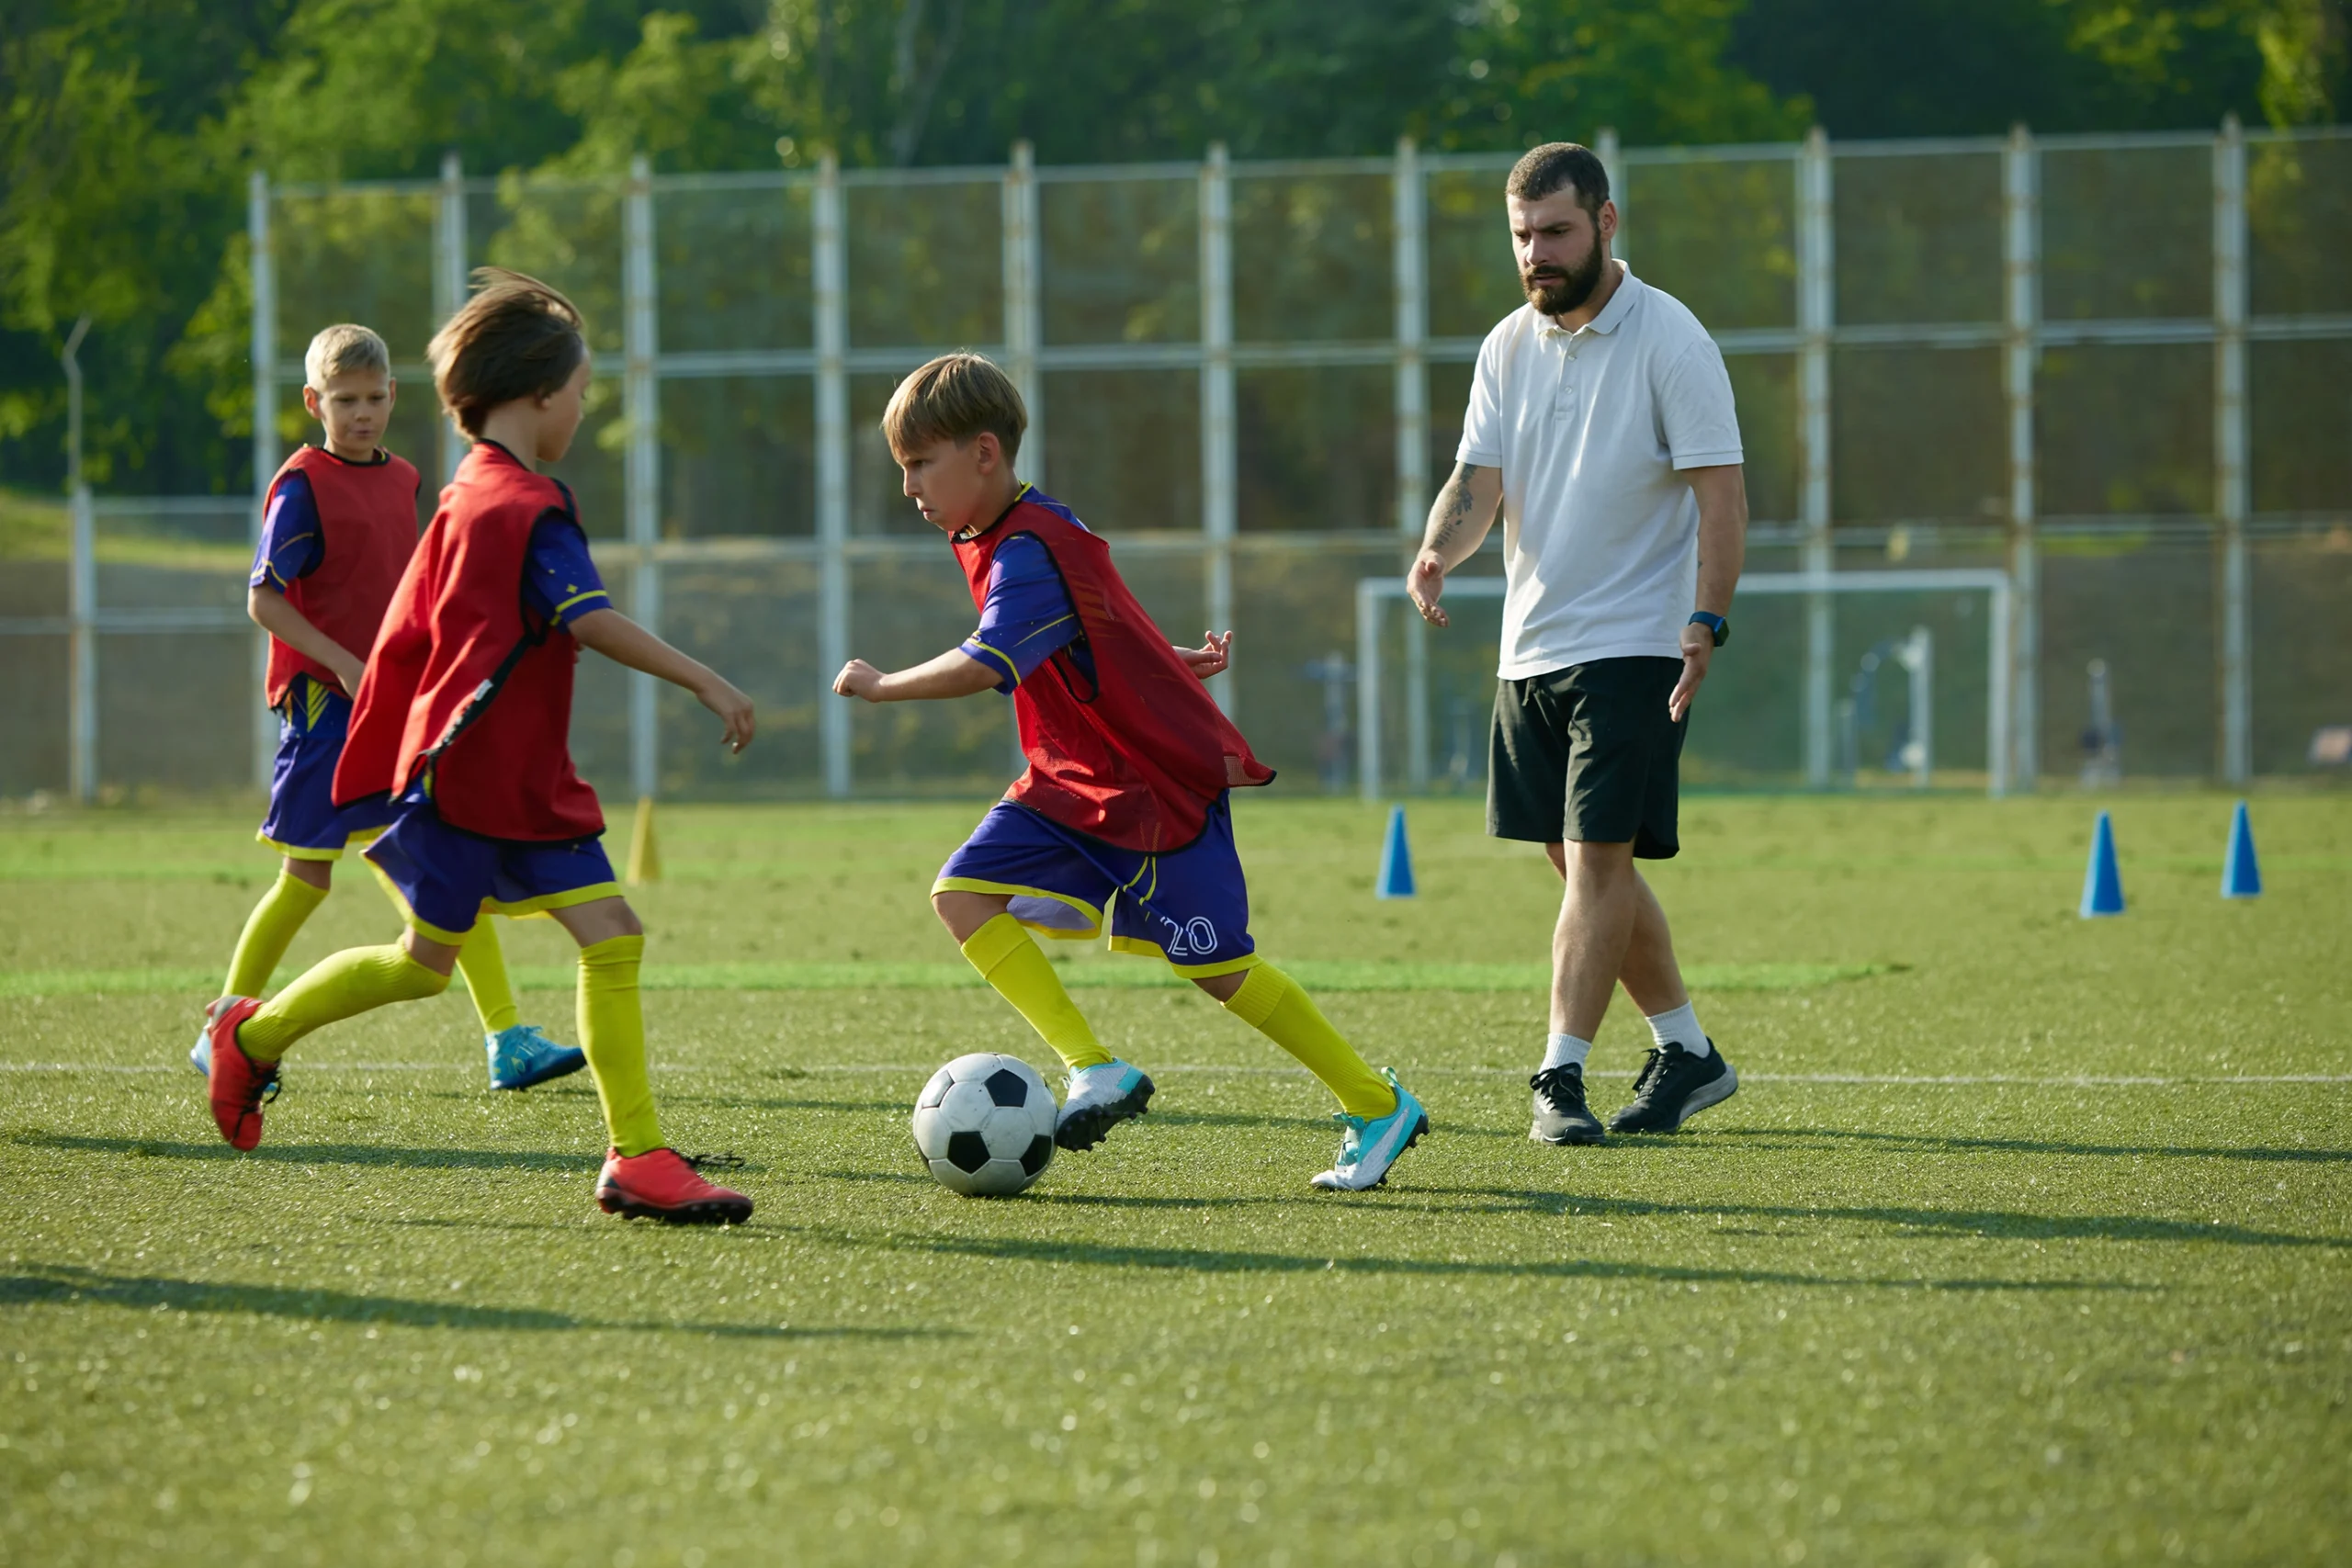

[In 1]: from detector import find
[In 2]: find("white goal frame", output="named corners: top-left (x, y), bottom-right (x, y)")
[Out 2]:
top-left (1354, 570), bottom-right (2015, 799)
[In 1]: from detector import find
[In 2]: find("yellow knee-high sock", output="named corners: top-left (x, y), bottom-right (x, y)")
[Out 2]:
top-left (222, 871), bottom-right (328, 998)
top-left (453, 919), bottom-right (522, 1034)
top-left (577, 934), bottom-right (662, 1156)
top-left (236, 944), bottom-right (451, 1062)
top-left (959, 913), bottom-right (1112, 1072)
top-left (1222, 964), bottom-right (1396, 1120)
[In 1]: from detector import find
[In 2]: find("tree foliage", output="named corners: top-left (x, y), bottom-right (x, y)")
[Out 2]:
top-left (2, 0), bottom-right (2341, 496)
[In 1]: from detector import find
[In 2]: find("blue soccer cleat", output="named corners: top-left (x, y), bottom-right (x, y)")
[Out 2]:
top-left (487, 1023), bottom-right (588, 1091)
top-left (1309, 1068), bottom-right (1429, 1191)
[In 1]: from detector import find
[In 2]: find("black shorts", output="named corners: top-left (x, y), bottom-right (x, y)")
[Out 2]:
top-left (1487, 657), bottom-right (1688, 857)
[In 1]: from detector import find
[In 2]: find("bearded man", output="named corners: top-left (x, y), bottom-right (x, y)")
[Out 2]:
top-left (1408, 141), bottom-right (1751, 1146)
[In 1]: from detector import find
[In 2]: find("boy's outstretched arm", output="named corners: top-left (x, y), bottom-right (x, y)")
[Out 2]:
top-left (570, 607), bottom-right (755, 751)
top-left (833, 649), bottom-right (1001, 704)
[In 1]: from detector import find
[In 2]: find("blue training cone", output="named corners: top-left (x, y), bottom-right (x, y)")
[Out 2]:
top-left (2222, 799), bottom-right (2262, 899)
top-left (2079, 810), bottom-right (2125, 918)
top-left (1375, 804), bottom-right (1417, 899)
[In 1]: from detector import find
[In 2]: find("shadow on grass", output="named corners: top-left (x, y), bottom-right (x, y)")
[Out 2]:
top-left (1413, 1188), bottom-right (2349, 1249)
top-left (0, 1264), bottom-right (948, 1340)
top-left (772, 1225), bottom-right (2142, 1292)
top-left (15, 1133), bottom-right (589, 1172)
top-left (1712, 1126), bottom-right (2352, 1166)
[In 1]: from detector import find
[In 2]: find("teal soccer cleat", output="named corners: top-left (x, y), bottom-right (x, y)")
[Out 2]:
top-left (487, 1024), bottom-right (588, 1091)
top-left (1309, 1068), bottom-right (1429, 1191)
top-left (1055, 1059), bottom-right (1155, 1151)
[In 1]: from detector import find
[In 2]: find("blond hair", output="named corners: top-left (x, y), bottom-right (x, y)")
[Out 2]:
top-left (303, 323), bottom-right (390, 389)
top-left (426, 268), bottom-right (589, 436)
top-left (882, 353), bottom-right (1026, 463)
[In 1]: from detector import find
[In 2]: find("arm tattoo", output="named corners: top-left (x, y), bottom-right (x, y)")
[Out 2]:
top-left (1420, 460), bottom-right (1496, 557)
top-left (1426, 462), bottom-right (1484, 554)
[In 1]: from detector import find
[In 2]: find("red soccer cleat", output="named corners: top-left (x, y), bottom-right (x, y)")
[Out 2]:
top-left (201, 997), bottom-right (277, 1151)
top-left (594, 1148), bottom-right (753, 1224)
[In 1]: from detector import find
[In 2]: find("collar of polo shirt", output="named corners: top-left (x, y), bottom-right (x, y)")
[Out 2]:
top-left (1536, 260), bottom-right (1640, 339)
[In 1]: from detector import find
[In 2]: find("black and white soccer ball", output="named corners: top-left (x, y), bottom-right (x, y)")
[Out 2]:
top-left (911, 1052), bottom-right (1058, 1196)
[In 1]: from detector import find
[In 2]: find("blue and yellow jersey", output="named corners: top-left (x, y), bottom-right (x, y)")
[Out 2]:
top-left (959, 533), bottom-right (1089, 694)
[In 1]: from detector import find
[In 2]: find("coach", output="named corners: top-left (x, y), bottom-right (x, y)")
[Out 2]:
top-left (1408, 141), bottom-right (1748, 1146)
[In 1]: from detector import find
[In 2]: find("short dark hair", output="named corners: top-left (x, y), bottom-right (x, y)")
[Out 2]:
top-left (883, 352), bottom-right (1026, 464)
top-left (1506, 142), bottom-right (1609, 217)
top-left (426, 268), bottom-right (589, 435)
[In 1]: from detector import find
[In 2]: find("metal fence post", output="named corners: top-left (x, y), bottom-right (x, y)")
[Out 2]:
top-left (1003, 141), bottom-right (1042, 486)
top-left (1796, 128), bottom-right (1835, 787)
top-left (2213, 115), bottom-right (2251, 784)
top-left (1002, 141), bottom-right (1043, 774)
top-left (68, 484), bottom-right (96, 803)
top-left (623, 153), bottom-right (662, 803)
top-left (1200, 143), bottom-right (1237, 717)
top-left (434, 152), bottom-right (469, 484)
top-left (248, 169), bottom-right (277, 794)
top-left (1393, 136), bottom-right (1430, 792)
top-left (1596, 127), bottom-right (1623, 261)
top-left (2003, 124), bottom-right (2039, 795)
top-left (814, 151), bottom-right (853, 796)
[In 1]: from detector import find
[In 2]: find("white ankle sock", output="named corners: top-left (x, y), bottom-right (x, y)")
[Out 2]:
top-left (1645, 1003), bottom-right (1709, 1055)
top-left (1540, 1032), bottom-right (1591, 1073)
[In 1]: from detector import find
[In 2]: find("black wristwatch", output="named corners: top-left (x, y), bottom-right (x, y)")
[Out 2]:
top-left (1689, 611), bottom-right (1728, 647)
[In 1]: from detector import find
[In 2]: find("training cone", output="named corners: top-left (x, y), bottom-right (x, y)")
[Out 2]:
top-left (2222, 799), bottom-right (2262, 899)
top-left (1375, 804), bottom-right (1416, 899)
top-left (2079, 810), bottom-right (2124, 918)
top-left (626, 795), bottom-right (662, 884)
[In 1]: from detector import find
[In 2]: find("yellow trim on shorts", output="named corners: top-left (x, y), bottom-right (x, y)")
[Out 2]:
top-left (1106, 935), bottom-right (1263, 979)
top-left (368, 865), bottom-right (623, 944)
top-left (490, 882), bottom-right (624, 922)
top-left (931, 875), bottom-right (1103, 939)
top-left (256, 825), bottom-right (384, 862)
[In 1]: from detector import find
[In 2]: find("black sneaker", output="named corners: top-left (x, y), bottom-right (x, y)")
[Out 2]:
top-left (1608, 1040), bottom-right (1738, 1133)
top-left (1529, 1063), bottom-right (1606, 1145)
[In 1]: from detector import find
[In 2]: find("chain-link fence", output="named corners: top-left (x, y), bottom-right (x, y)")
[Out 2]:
top-left (6, 122), bottom-right (2348, 804)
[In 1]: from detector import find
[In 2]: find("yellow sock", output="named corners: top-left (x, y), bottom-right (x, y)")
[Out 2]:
top-left (1222, 964), bottom-right (1396, 1120)
top-left (454, 919), bottom-right (522, 1034)
top-left (959, 913), bottom-right (1112, 1072)
top-left (577, 934), bottom-right (662, 1157)
top-left (236, 943), bottom-right (451, 1062)
top-left (222, 870), bottom-right (327, 998)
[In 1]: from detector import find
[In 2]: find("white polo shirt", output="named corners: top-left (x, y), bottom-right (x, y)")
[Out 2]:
top-left (1457, 262), bottom-right (1742, 679)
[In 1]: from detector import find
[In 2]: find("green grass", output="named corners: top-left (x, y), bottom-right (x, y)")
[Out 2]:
top-left (2, 794), bottom-right (2347, 1566)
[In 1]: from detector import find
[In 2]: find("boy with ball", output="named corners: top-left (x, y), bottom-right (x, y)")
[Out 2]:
top-left (834, 353), bottom-right (1429, 1190)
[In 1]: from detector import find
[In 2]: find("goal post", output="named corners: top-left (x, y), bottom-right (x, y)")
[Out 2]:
top-left (1355, 569), bottom-right (2015, 800)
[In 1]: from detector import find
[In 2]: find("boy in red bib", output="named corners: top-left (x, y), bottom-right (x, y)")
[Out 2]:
top-left (833, 354), bottom-right (1429, 1190)
top-left (198, 272), bottom-right (757, 1224)
top-left (194, 322), bottom-right (584, 1093)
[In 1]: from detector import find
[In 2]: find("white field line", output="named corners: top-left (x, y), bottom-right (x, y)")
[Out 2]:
top-left (3, 1062), bottom-right (2346, 1087)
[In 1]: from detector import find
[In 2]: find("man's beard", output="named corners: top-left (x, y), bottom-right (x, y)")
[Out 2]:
top-left (1521, 239), bottom-right (1606, 316)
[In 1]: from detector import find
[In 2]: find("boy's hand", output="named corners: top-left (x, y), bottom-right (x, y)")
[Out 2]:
top-left (1177, 631), bottom-right (1233, 680)
top-left (833, 659), bottom-right (886, 703)
top-left (328, 649), bottom-right (368, 696)
top-left (695, 675), bottom-right (756, 752)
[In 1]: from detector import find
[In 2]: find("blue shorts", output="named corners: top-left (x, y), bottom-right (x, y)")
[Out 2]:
top-left (257, 678), bottom-right (396, 859)
top-left (934, 795), bottom-right (1259, 976)
top-left (362, 798), bottom-right (620, 943)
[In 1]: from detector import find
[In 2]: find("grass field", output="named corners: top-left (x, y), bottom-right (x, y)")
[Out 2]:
top-left (3, 793), bottom-right (2348, 1567)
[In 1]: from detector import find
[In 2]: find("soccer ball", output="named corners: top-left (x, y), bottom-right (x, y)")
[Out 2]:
top-left (911, 1052), bottom-right (1058, 1196)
